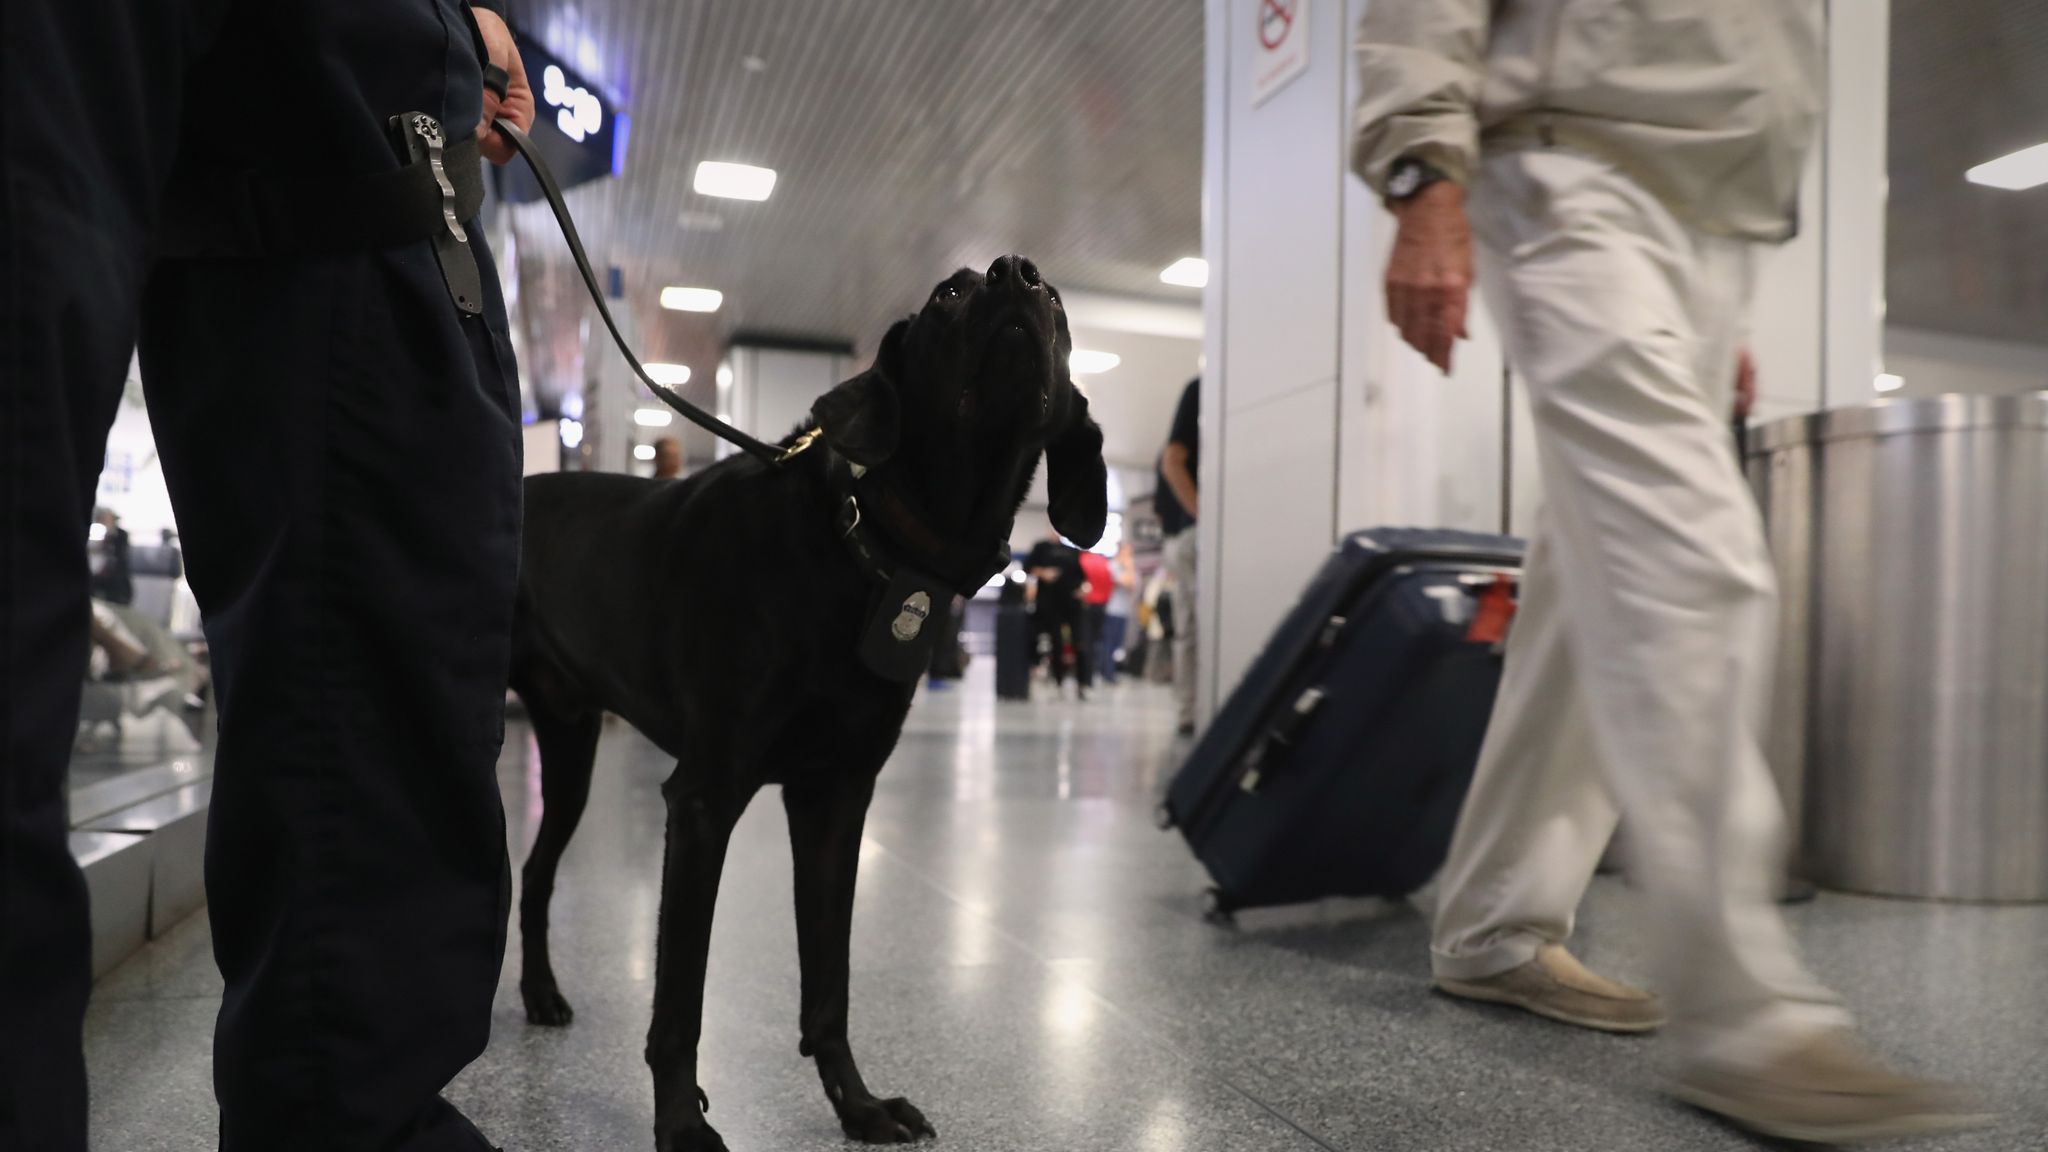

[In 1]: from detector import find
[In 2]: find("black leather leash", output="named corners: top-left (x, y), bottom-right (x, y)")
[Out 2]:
top-left (491, 119), bottom-right (789, 465)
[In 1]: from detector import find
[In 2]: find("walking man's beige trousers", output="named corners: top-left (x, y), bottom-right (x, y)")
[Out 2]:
top-left (1430, 147), bottom-right (1851, 1070)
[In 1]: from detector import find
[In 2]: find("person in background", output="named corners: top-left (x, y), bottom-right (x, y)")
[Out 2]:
top-left (2, 4), bottom-right (534, 1150)
top-left (1094, 540), bottom-right (1139, 684)
top-left (88, 509), bottom-right (134, 606)
top-left (1077, 547), bottom-right (1115, 691)
top-left (1353, 1), bottom-right (1980, 1142)
top-left (1026, 530), bottom-right (1088, 698)
top-left (1156, 378), bottom-right (1200, 736)
top-left (652, 436), bottom-right (685, 479)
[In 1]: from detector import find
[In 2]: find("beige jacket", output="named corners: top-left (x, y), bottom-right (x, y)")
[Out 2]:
top-left (1351, 0), bottom-right (1825, 242)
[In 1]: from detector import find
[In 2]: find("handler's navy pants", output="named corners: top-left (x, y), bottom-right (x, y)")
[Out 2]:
top-left (2, 2), bottom-right (520, 1148)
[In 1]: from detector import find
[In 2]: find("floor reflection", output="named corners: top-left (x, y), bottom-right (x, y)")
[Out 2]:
top-left (85, 662), bottom-right (2048, 1152)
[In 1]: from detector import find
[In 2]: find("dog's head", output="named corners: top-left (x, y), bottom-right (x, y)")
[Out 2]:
top-left (810, 255), bottom-right (1108, 549)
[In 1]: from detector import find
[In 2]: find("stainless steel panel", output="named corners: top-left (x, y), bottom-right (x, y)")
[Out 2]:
top-left (73, 831), bottom-right (153, 978)
top-left (84, 781), bottom-right (214, 934)
top-left (1805, 399), bottom-right (2048, 900)
top-left (70, 756), bottom-right (210, 826)
top-left (1746, 424), bottom-right (1817, 882)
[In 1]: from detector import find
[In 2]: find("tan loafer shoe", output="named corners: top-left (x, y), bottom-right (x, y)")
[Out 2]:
top-left (1674, 1030), bottom-right (1992, 1145)
top-left (1435, 944), bottom-right (1666, 1034)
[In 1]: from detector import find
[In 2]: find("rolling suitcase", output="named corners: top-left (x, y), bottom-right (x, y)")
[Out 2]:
top-left (995, 604), bottom-right (1033, 700)
top-left (1160, 528), bottom-right (1524, 917)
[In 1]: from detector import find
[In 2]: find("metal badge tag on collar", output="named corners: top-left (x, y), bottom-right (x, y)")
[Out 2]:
top-left (390, 112), bottom-right (484, 316)
top-left (860, 570), bottom-right (949, 683)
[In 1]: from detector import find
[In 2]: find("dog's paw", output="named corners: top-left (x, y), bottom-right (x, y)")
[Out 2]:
top-left (654, 1122), bottom-right (729, 1152)
top-left (520, 981), bottom-right (575, 1027)
top-left (838, 1096), bottom-right (937, 1144)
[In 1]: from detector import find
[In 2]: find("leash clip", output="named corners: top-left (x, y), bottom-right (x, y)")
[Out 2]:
top-left (777, 427), bottom-right (823, 464)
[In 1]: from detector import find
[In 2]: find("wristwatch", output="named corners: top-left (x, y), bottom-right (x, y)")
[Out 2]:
top-left (1387, 156), bottom-right (1449, 203)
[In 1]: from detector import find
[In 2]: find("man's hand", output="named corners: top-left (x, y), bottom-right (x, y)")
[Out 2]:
top-left (1733, 347), bottom-right (1758, 421)
top-left (474, 8), bottom-right (534, 166)
top-left (1386, 181), bottom-right (1473, 375)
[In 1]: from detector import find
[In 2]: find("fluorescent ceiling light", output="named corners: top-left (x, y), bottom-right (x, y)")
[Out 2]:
top-left (634, 444), bottom-right (657, 461)
top-left (1070, 349), bottom-right (1121, 375)
top-left (659, 287), bottom-right (724, 313)
top-left (694, 161), bottom-right (777, 201)
top-left (1160, 257), bottom-right (1209, 288)
top-left (643, 362), bottom-right (692, 385)
top-left (1875, 373), bottom-right (1905, 393)
top-left (633, 407), bottom-right (675, 427)
top-left (1966, 143), bottom-right (2048, 191)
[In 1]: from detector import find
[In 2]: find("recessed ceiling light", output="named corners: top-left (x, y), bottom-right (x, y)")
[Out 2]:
top-left (633, 444), bottom-right (658, 461)
top-left (633, 407), bottom-right (676, 427)
top-left (1875, 373), bottom-right (1905, 393)
top-left (677, 210), bottom-right (725, 231)
top-left (716, 363), bottom-right (734, 390)
top-left (559, 418), bottom-right (584, 449)
top-left (1160, 257), bottom-right (1209, 288)
top-left (1966, 143), bottom-right (2048, 191)
top-left (643, 363), bottom-right (692, 386)
top-left (742, 55), bottom-right (767, 73)
top-left (694, 161), bottom-right (777, 201)
top-left (1070, 349), bottom-right (1121, 375)
top-left (659, 287), bottom-right (724, 313)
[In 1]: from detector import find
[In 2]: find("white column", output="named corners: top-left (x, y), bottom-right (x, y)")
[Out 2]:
top-left (586, 306), bottom-right (639, 475)
top-left (1824, 0), bottom-right (1891, 410)
top-left (725, 344), bottom-right (854, 455)
top-left (1198, 0), bottom-right (1346, 723)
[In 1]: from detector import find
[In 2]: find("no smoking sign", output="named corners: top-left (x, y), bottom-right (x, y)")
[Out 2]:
top-left (1259, 0), bottom-right (1297, 50)
top-left (1251, 0), bottom-right (1310, 106)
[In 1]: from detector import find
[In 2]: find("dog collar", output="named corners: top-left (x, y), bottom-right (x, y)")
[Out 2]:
top-left (821, 447), bottom-right (1010, 684)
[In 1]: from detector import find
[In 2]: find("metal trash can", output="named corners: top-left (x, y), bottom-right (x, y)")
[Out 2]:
top-left (1750, 396), bottom-right (2048, 902)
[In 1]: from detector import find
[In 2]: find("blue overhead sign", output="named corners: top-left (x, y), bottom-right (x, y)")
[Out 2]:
top-left (495, 30), bottom-right (628, 204)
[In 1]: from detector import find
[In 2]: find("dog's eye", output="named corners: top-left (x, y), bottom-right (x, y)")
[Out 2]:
top-left (935, 284), bottom-right (963, 302)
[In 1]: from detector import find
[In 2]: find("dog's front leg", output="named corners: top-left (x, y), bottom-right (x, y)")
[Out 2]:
top-left (785, 772), bottom-right (936, 1144)
top-left (647, 783), bottom-right (741, 1152)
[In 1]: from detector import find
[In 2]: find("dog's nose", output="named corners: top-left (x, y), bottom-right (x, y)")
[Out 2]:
top-left (986, 255), bottom-right (1044, 292)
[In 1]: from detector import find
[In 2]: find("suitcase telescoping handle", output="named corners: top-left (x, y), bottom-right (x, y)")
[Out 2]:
top-left (1239, 685), bottom-right (1325, 793)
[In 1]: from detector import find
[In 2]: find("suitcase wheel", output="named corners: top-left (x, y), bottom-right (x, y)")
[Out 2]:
top-left (1201, 887), bottom-right (1237, 927)
top-left (1153, 803), bottom-right (1175, 831)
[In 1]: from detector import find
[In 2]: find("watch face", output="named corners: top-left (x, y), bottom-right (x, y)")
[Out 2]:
top-left (1389, 163), bottom-right (1423, 199)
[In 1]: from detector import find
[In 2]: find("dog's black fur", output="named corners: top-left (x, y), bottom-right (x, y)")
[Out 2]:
top-left (509, 256), bottom-right (1106, 1152)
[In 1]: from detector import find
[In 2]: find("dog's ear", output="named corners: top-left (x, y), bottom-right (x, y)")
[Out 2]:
top-left (812, 321), bottom-right (907, 468)
top-left (1045, 385), bottom-right (1109, 549)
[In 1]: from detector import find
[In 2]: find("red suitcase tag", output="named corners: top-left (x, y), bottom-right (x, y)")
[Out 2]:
top-left (1465, 575), bottom-right (1517, 648)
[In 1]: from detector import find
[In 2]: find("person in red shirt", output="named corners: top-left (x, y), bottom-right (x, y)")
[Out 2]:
top-left (1078, 548), bottom-right (1116, 695)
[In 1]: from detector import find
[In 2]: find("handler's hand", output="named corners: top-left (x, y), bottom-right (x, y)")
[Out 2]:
top-left (474, 8), bottom-right (534, 166)
top-left (1386, 181), bottom-right (1473, 375)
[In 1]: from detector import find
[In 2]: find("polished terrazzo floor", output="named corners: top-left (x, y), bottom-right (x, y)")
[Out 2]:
top-left (87, 667), bottom-right (2048, 1151)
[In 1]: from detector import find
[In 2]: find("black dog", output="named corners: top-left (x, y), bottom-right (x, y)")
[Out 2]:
top-left (509, 256), bottom-right (1106, 1152)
